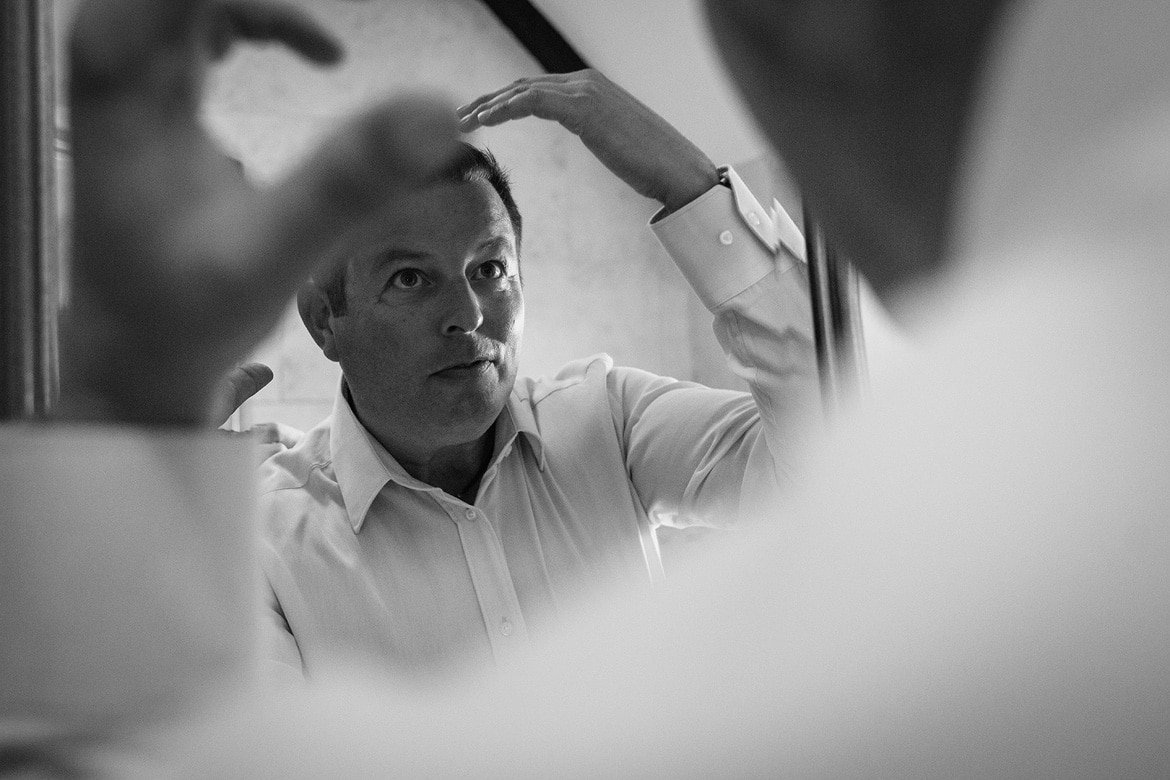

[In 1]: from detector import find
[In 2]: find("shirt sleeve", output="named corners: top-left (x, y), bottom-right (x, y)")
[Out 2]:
top-left (613, 169), bottom-right (820, 526)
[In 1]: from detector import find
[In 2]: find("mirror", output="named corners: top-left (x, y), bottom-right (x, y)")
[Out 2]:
top-left (32, 0), bottom-right (909, 568)
top-left (199, 0), bottom-right (803, 434)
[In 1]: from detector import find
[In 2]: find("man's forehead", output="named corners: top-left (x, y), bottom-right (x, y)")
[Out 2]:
top-left (393, 178), bottom-right (510, 229)
top-left (345, 179), bottom-right (515, 262)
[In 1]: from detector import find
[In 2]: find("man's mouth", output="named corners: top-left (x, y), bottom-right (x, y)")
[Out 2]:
top-left (433, 358), bottom-right (495, 376)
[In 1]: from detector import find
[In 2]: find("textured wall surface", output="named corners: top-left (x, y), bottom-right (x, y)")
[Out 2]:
top-left (201, 0), bottom-right (752, 432)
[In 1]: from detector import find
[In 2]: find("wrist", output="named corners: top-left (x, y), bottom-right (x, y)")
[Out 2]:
top-left (659, 161), bottom-right (722, 215)
top-left (56, 304), bottom-right (215, 428)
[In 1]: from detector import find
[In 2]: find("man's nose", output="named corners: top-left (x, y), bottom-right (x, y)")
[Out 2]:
top-left (440, 279), bottom-right (485, 335)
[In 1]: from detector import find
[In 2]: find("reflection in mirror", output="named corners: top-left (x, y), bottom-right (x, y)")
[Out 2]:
top-left (192, 0), bottom-right (832, 680)
top-left (209, 0), bottom-right (791, 433)
top-left (36, 0), bottom-right (899, 685)
top-left (199, 1), bottom-right (828, 572)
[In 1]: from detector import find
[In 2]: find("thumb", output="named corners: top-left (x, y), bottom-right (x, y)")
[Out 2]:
top-left (213, 362), bottom-right (274, 425)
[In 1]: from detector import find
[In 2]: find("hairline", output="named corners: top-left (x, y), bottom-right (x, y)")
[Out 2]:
top-left (318, 143), bottom-right (522, 316)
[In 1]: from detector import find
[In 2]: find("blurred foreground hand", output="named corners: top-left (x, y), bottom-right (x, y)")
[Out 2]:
top-left (58, 0), bottom-right (461, 427)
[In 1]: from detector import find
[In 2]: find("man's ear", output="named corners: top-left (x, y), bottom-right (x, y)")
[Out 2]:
top-left (297, 281), bottom-right (341, 362)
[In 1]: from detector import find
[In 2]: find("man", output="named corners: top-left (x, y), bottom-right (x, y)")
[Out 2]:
top-left (259, 72), bottom-right (820, 680)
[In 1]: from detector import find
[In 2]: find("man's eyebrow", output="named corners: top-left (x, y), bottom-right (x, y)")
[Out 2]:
top-left (476, 236), bottom-right (514, 255)
top-left (370, 248), bottom-right (432, 268)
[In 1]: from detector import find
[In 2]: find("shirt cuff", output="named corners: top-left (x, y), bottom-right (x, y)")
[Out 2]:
top-left (651, 173), bottom-right (779, 310)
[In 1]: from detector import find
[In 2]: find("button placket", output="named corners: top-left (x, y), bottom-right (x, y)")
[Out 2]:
top-left (450, 502), bottom-right (528, 664)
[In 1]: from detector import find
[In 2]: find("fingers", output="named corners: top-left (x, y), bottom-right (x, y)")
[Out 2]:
top-left (70, 0), bottom-right (203, 95)
top-left (249, 422), bottom-right (305, 449)
top-left (208, 1), bottom-right (343, 63)
top-left (219, 422), bottom-right (295, 465)
top-left (457, 80), bottom-right (525, 124)
top-left (248, 422), bottom-right (304, 464)
top-left (72, 0), bottom-right (343, 104)
top-left (212, 362), bottom-right (274, 425)
top-left (458, 79), bottom-right (582, 133)
top-left (231, 94), bottom-right (462, 289)
top-left (456, 71), bottom-right (588, 126)
top-left (457, 73), bottom-right (567, 113)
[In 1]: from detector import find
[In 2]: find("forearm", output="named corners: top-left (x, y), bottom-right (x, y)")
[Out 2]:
top-left (55, 301), bottom-right (223, 428)
top-left (652, 174), bottom-right (821, 487)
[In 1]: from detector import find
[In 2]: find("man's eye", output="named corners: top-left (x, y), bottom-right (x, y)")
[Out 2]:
top-left (389, 269), bottom-right (427, 289)
top-left (473, 260), bottom-right (507, 280)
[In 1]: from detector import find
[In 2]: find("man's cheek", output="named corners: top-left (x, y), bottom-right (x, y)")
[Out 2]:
top-left (505, 288), bottom-right (525, 335)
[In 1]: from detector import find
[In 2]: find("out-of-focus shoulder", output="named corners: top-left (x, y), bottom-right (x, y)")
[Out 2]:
top-left (511, 354), bottom-right (615, 406)
top-left (257, 420), bottom-right (333, 495)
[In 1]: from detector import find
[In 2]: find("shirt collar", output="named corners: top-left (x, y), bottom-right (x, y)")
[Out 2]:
top-left (497, 390), bottom-right (548, 473)
top-left (329, 381), bottom-right (547, 534)
top-left (329, 384), bottom-right (385, 533)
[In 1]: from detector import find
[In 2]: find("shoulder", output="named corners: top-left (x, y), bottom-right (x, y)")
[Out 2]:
top-left (512, 353), bottom-right (616, 406)
top-left (512, 354), bottom-right (689, 411)
top-left (257, 417), bottom-right (335, 497)
top-left (255, 420), bottom-right (347, 553)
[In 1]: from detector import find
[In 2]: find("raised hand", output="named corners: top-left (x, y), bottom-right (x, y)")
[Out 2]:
top-left (457, 69), bottom-right (719, 213)
top-left (211, 362), bottom-right (274, 426)
top-left (60, 0), bottom-right (460, 426)
top-left (213, 362), bottom-right (304, 463)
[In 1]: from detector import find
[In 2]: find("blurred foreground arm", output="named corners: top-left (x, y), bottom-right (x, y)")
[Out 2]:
top-left (1, 0), bottom-right (456, 767)
top-left (58, 0), bottom-right (460, 428)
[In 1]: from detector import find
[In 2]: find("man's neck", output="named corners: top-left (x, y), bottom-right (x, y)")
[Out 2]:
top-left (343, 383), bottom-right (498, 502)
top-left (389, 428), bottom-right (495, 503)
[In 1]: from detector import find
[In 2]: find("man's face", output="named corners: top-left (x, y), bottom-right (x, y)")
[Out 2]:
top-left (324, 179), bottom-right (523, 455)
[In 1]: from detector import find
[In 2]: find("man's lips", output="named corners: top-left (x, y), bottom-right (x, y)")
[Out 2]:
top-left (432, 357), bottom-right (497, 376)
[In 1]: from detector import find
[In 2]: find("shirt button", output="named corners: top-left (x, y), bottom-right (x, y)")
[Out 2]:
top-left (718, 230), bottom-right (734, 245)
top-left (500, 618), bottom-right (513, 637)
top-left (747, 212), bottom-right (761, 226)
top-left (464, 508), bottom-right (477, 521)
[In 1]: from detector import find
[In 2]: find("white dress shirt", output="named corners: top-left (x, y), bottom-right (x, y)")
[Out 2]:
top-left (257, 176), bottom-right (819, 679)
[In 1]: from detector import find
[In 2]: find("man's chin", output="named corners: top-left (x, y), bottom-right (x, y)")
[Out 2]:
top-left (422, 416), bottom-right (499, 455)
top-left (428, 389), bottom-right (510, 439)
top-left (422, 362), bottom-right (514, 428)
